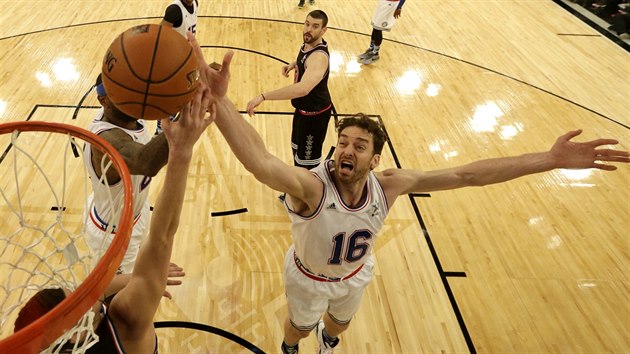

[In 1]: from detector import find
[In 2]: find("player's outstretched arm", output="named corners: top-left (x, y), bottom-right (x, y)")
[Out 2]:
top-left (215, 97), bottom-right (320, 203)
top-left (108, 84), bottom-right (213, 348)
top-left (379, 129), bottom-right (629, 196)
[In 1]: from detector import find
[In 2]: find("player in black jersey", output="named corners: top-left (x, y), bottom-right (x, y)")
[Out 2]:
top-left (247, 10), bottom-right (332, 170)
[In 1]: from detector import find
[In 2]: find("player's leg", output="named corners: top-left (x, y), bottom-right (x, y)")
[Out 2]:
top-left (292, 110), bottom-right (329, 169)
top-left (316, 260), bottom-right (374, 352)
top-left (282, 247), bottom-right (328, 353)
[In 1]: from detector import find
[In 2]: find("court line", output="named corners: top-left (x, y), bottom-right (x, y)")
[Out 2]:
top-left (1, 15), bottom-right (627, 129)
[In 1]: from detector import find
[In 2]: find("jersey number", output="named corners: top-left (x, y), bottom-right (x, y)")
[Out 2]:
top-left (328, 230), bottom-right (373, 265)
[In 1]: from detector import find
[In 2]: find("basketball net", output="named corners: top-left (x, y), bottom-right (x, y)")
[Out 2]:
top-left (0, 122), bottom-right (133, 353)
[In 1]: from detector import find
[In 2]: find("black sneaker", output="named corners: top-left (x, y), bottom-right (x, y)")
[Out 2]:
top-left (298, 0), bottom-right (305, 8)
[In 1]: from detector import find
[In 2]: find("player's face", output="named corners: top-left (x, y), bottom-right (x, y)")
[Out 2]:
top-left (102, 96), bottom-right (138, 123)
top-left (334, 126), bottom-right (380, 184)
top-left (303, 16), bottom-right (326, 44)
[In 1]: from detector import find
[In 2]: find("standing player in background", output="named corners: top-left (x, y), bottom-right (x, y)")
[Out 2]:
top-left (246, 10), bottom-right (332, 170)
top-left (359, 0), bottom-right (407, 65)
top-left (84, 74), bottom-right (170, 275)
top-left (156, 0), bottom-right (199, 134)
top-left (297, 0), bottom-right (315, 9)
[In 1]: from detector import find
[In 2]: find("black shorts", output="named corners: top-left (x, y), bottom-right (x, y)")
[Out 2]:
top-left (291, 106), bottom-right (332, 169)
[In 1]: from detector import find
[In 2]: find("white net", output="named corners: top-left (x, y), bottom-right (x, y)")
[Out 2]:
top-left (0, 124), bottom-right (129, 354)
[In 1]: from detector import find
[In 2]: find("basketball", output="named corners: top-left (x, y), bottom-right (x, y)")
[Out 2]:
top-left (101, 24), bottom-right (200, 120)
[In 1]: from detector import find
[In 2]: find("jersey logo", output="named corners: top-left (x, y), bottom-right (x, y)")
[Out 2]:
top-left (326, 202), bottom-right (336, 210)
top-left (371, 204), bottom-right (379, 217)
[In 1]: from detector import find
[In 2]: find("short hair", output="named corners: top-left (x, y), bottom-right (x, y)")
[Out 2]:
top-left (308, 10), bottom-right (328, 27)
top-left (14, 288), bottom-right (66, 333)
top-left (336, 113), bottom-right (387, 155)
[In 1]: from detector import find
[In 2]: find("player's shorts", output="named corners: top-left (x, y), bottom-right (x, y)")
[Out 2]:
top-left (85, 195), bottom-right (150, 274)
top-left (283, 246), bottom-right (374, 330)
top-left (371, 0), bottom-right (401, 31)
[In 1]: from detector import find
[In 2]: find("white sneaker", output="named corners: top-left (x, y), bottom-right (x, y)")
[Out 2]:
top-left (315, 320), bottom-right (339, 354)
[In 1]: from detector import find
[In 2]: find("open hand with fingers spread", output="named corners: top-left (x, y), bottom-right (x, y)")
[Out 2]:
top-left (161, 82), bottom-right (215, 154)
top-left (187, 32), bottom-right (234, 99)
top-left (549, 129), bottom-right (630, 170)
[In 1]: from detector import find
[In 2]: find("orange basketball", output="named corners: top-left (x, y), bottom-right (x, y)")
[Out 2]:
top-left (101, 24), bottom-right (200, 120)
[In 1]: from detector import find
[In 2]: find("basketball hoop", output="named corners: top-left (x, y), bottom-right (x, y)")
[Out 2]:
top-left (0, 121), bottom-right (133, 353)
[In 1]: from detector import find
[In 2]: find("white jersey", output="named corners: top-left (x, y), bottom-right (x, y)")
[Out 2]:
top-left (371, 0), bottom-right (401, 31)
top-left (170, 0), bottom-right (198, 37)
top-left (83, 108), bottom-right (152, 230)
top-left (286, 160), bottom-right (389, 279)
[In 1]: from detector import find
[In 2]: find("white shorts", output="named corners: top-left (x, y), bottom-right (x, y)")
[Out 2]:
top-left (283, 246), bottom-right (374, 330)
top-left (371, 0), bottom-right (401, 31)
top-left (85, 197), bottom-right (150, 274)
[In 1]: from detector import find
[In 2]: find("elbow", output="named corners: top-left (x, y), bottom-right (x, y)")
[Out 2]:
top-left (295, 86), bottom-right (311, 98)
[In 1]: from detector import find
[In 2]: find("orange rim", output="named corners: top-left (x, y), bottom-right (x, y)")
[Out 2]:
top-left (0, 121), bottom-right (133, 353)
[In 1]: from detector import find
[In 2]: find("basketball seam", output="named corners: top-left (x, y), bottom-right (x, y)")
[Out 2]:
top-left (142, 26), bottom-right (163, 119)
top-left (158, 47), bottom-right (195, 84)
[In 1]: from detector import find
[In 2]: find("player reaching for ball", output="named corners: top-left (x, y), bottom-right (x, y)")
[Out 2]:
top-left (16, 80), bottom-right (216, 354)
top-left (83, 74), bottom-right (170, 276)
top-left (187, 34), bottom-right (630, 354)
top-left (86, 24), bottom-right (202, 276)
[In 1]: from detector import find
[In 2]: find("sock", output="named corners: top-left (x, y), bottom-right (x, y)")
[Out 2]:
top-left (281, 341), bottom-right (299, 354)
top-left (372, 45), bottom-right (380, 54)
top-left (322, 328), bottom-right (339, 345)
top-left (368, 42), bottom-right (375, 50)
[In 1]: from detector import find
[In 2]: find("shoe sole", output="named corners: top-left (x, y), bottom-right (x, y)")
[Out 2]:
top-left (360, 57), bottom-right (380, 65)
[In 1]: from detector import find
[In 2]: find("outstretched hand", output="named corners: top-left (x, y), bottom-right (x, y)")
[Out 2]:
top-left (162, 262), bottom-right (186, 300)
top-left (162, 82), bottom-right (215, 152)
top-left (187, 32), bottom-right (234, 99)
top-left (550, 129), bottom-right (630, 171)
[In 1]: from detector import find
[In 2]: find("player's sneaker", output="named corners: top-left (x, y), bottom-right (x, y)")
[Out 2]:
top-left (360, 52), bottom-right (380, 65)
top-left (358, 49), bottom-right (373, 60)
top-left (298, 0), bottom-right (305, 8)
top-left (281, 341), bottom-right (299, 354)
top-left (315, 320), bottom-right (339, 354)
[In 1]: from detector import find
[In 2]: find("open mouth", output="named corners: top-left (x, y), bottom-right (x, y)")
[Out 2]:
top-left (340, 160), bottom-right (354, 172)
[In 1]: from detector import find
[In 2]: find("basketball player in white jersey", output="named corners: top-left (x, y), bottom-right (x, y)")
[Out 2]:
top-left (191, 43), bottom-right (630, 352)
top-left (161, 0), bottom-right (198, 37)
top-left (16, 80), bottom-right (217, 354)
top-left (84, 74), bottom-right (170, 274)
top-left (156, 0), bottom-right (199, 135)
top-left (359, 0), bottom-right (407, 65)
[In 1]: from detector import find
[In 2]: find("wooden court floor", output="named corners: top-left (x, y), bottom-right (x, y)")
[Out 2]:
top-left (0, 1), bottom-right (628, 353)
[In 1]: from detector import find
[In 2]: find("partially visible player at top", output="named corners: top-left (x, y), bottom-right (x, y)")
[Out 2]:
top-left (157, 0), bottom-right (199, 134)
top-left (359, 0), bottom-right (407, 65)
top-left (161, 0), bottom-right (198, 37)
